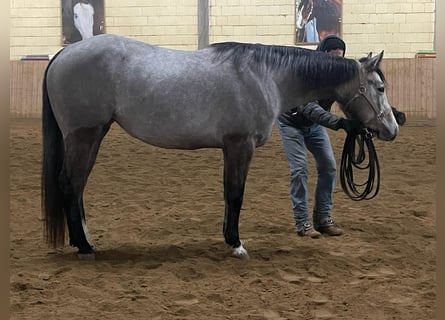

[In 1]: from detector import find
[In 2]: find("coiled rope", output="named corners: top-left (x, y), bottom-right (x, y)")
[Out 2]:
top-left (339, 129), bottom-right (380, 201)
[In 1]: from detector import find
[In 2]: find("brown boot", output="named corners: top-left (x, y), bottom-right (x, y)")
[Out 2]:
top-left (315, 219), bottom-right (343, 236)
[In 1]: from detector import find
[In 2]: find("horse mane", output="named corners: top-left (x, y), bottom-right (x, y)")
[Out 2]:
top-left (210, 42), bottom-right (359, 87)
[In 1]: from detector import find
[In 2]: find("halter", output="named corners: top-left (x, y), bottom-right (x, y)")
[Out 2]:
top-left (342, 82), bottom-right (390, 121)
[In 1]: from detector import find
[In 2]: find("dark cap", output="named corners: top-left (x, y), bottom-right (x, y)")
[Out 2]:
top-left (316, 35), bottom-right (346, 56)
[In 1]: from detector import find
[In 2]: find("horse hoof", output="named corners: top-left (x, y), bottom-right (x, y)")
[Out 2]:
top-left (232, 244), bottom-right (249, 259)
top-left (76, 246), bottom-right (96, 260)
top-left (76, 252), bottom-right (96, 260)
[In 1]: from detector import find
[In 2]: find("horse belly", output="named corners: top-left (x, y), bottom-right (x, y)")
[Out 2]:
top-left (113, 73), bottom-right (276, 150)
top-left (113, 101), bottom-right (224, 150)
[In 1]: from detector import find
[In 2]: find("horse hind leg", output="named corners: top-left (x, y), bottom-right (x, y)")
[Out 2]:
top-left (222, 136), bottom-right (254, 259)
top-left (60, 123), bottom-right (111, 254)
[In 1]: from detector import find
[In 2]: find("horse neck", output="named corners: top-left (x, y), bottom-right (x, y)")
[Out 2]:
top-left (272, 72), bottom-right (338, 114)
top-left (272, 59), bottom-right (360, 114)
top-left (330, 68), bottom-right (363, 108)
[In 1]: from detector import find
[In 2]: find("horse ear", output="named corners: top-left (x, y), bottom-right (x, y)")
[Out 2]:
top-left (363, 50), bottom-right (384, 71)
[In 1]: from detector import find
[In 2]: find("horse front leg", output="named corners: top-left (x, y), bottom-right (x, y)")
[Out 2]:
top-left (222, 136), bottom-right (254, 259)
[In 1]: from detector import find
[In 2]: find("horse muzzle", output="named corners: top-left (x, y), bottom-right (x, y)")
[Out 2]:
top-left (373, 125), bottom-right (399, 141)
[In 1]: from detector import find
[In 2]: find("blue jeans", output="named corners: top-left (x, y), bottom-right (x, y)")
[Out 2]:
top-left (277, 120), bottom-right (336, 231)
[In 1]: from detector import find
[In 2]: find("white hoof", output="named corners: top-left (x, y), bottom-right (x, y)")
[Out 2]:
top-left (232, 243), bottom-right (249, 259)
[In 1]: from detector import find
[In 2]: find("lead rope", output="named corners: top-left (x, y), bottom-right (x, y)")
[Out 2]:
top-left (339, 129), bottom-right (380, 201)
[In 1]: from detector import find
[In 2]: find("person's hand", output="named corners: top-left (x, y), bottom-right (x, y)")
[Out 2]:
top-left (393, 110), bottom-right (406, 126)
top-left (339, 118), bottom-right (361, 135)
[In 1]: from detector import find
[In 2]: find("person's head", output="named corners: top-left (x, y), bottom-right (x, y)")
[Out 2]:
top-left (316, 34), bottom-right (345, 57)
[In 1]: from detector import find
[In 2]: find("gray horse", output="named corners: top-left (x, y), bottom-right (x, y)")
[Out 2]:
top-left (42, 34), bottom-right (398, 258)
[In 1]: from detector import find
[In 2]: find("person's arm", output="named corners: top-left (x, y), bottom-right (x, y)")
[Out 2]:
top-left (293, 101), bottom-right (360, 133)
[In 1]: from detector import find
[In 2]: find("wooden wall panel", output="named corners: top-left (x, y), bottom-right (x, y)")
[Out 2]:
top-left (9, 58), bottom-right (436, 121)
top-left (381, 58), bottom-right (436, 120)
top-left (10, 61), bottom-right (48, 118)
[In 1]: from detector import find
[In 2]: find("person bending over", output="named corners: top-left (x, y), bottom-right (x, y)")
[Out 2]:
top-left (277, 35), bottom-right (406, 238)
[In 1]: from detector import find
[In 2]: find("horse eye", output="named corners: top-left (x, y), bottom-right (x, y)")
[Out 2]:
top-left (378, 87), bottom-right (385, 93)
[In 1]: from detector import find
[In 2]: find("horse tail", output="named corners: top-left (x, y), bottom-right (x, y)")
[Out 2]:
top-left (41, 50), bottom-right (66, 248)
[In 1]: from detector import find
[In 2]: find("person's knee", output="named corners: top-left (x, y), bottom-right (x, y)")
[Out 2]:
top-left (318, 160), bottom-right (336, 177)
top-left (290, 167), bottom-right (308, 181)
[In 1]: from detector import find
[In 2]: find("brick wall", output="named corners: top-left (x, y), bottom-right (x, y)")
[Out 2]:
top-left (342, 0), bottom-right (436, 58)
top-left (10, 1), bottom-right (61, 59)
top-left (105, 0), bottom-right (198, 50)
top-left (209, 0), bottom-right (295, 45)
top-left (10, 0), bottom-right (435, 60)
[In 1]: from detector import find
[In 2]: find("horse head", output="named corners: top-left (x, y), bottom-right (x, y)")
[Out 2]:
top-left (339, 51), bottom-right (399, 141)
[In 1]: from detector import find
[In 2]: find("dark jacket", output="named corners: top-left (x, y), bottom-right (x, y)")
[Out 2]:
top-left (278, 99), bottom-right (342, 130)
top-left (278, 35), bottom-right (346, 130)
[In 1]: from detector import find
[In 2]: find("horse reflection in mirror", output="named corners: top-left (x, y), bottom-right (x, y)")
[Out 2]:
top-left (42, 34), bottom-right (398, 259)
